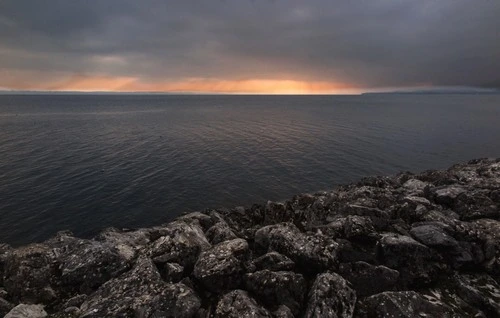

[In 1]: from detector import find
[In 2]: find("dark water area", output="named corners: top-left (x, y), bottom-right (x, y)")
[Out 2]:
top-left (1, 94), bottom-right (499, 246)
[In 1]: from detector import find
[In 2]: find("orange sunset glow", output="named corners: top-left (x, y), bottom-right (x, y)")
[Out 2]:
top-left (0, 72), bottom-right (360, 94)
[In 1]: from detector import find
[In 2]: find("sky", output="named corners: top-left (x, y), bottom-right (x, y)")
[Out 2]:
top-left (0, 0), bottom-right (499, 94)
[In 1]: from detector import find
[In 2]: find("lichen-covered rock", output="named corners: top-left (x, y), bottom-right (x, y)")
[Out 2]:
top-left (255, 223), bottom-right (338, 273)
top-left (215, 290), bottom-right (272, 318)
top-left (343, 215), bottom-right (376, 240)
top-left (338, 261), bottom-right (399, 296)
top-left (95, 227), bottom-right (150, 261)
top-left (193, 238), bottom-right (250, 293)
top-left (253, 252), bottom-right (294, 271)
top-left (356, 291), bottom-right (457, 318)
top-left (245, 270), bottom-right (306, 315)
top-left (80, 256), bottom-right (201, 317)
top-left (305, 272), bottom-right (356, 318)
top-left (206, 221), bottom-right (238, 244)
top-left (177, 212), bottom-right (215, 231)
top-left (147, 221), bottom-right (211, 270)
top-left (4, 304), bottom-right (48, 318)
top-left (164, 262), bottom-right (184, 283)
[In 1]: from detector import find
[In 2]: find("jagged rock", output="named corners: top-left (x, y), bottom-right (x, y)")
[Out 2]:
top-left (193, 238), bottom-right (250, 293)
top-left (305, 272), bottom-right (356, 318)
top-left (4, 304), bottom-right (48, 318)
top-left (338, 261), bottom-right (399, 296)
top-left (164, 262), bottom-right (184, 283)
top-left (273, 305), bottom-right (294, 318)
top-left (80, 256), bottom-right (201, 317)
top-left (255, 223), bottom-right (338, 273)
top-left (0, 297), bottom-right (15, 317)
top-left (356, 291), bottom-right (457, 317)
top-left (253, 252), bottom-right (294, 271)
top-left (95, 227), bottom-right (150, 261)
top-left (3, 244), bottom-right (56, 303)
top-left (177, 212), bottom-right (215, 231)
top-left (454, 273), bottom-right (500, 317)
top-left (402, 178), bottom-right (428, 193)
top-left (454, 191), bottom-right (499, 220)
top-left (0, 243), bottom-right (11, 286)
top-left (245, 270), bottom-right (306, 315)
top-left (56, 238), bottom-right (130, 294)
top-left (409, 224), bottom-right (459, 249)
top-left (206, 221), bottom-right (238, 244)
top-left (343, 204), bottom-right (390, 231)
top-left (343, 215), bottom-right (376, 240)
top-left (432, 185), bottom-right (466, 206)
top-left (147, 221), bottom-right (211, 270)
top-left (377, 233), bottom-right (444, 287)
top-left (215, 289), bottom-right (272, 318)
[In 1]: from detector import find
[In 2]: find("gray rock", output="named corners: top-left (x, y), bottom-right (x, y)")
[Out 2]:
top-left (377, 233), bottom-right (444, 287)
top-left (255, 223), bottom-right (338, 273)
top-left (80, 256), bottom-right (201, 317)
top-left (273, 305), bottom-right (294, 318)
top-left (454, 273), bottom-right (500, 317)
top-left (305, 272), bottom-right (356, 318)
top-left (177, 211), bottom-right (215, 231)
top-left (4, 304), bottom-right (48, 318)
top-left (164, 262), bottom-right (184, 283)
top-left (253, 252), bottom-right (294, 271)
top-left (148, 221), bottom-right (211, 270)
top-left (343, 215), bottom-right (376, 239)
top-left (409, 224), bottom-right (459, 249)
top-left (95, 227), bottom-right (150, 261)
top-left (403, 178), bottom-right (428, 192)
top-left (245, 270), bottom-right (306, 315)
top-left (433, 185), bottom-right (466, 206)
top-left (338, 261), bottom-right (399, 296)
top-left (356, 291), bottom-right (457, 318)
top-left (3, 244), bottom-right (56, 303)
top-left (0, 297), bottom-right (15, 317)
top-left (193, 238), bottom-right (250, 293)
top-left (206, 221), bottom-right (238, 244)
top-left (215, 290), bottom-right (272, 318)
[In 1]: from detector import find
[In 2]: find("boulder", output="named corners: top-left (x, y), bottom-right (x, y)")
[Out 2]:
top-left (215, 290), bottom-right (272, 318)
top-left (254, 223), bottom-right (338, 273)
top-left (2, 244), bottom-right (56, 303)
top-left (305, 272), bottom-right (356, 318)
top-left (253, 252), bottom-right (294, 271)
top-left (338, 261), bottom-right (399, 296)
top-left (0, 297), bottom-right (15, 317)
top-left (147, 221), bottom-right (211, 270)
top-left (4, 304), bottom-right (48, 318)
top-left (356, 291), bottom-right (457, 317)
top-left (95, 227), bottom-right (150, 261)
top-left (432, 185), bottom-right (466, 206)
top-left (402, 179), bottom-right (428, 193)
top-left (80, 256), bottom-right (201, 317)
top-left (193, 238), bottom-right (250, 293)
top-left (273, 305), bottom-right (294, 318)
top-left (409, 224), bottom-right (459, 249)
top-left (164, 262), bottom-right (184, 283)
top-left (245, 270), bottom-right (306, 315)
top-left (454, 273), bottom-right (500, 317)
top-left (177, 212), bottom-right (214, 231)
top-left (377, 233), bottom-right (444, 287)
top-left (205, 221), bottom-right (238, 244)
top-left (343, 215), bottom-right (376, 240)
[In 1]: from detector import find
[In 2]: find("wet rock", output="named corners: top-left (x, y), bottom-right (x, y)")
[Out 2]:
top-left (3, 244), bottom-right (56, 303)
top-left (95, 227), bottom-right (150, 261)
top-left (338, 261), bottom-right (399, 296)
top-left (245, 270), bottom-right (306, 315)
top-left (193, 238), bottom-right (250, 293)
top-left (80, 256), bottom-right (201, 317)
top-left (253, 252), bottom-right (294, 271)
top-left (454, 273), bottom-right (500, 317)
top-left (356, 291), bottom-right (457, 317)
top-left (148, 221), bottom-right (211, 270)
top-left (215, 290), bottom-right (272, 318)
top-left (206, 221), bottom-right (238, 244)
top-left (255, 223), bottom-right (338, 273)
top-left (4, 304), bottom-right (48, 318)
top-left (305, 272), bottom-right (356, 318)
top-left (377, 233), bottom-right (444, 287)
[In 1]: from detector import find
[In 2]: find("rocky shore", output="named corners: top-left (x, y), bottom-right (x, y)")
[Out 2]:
top-left (1, 158), bottom-right (500, 317)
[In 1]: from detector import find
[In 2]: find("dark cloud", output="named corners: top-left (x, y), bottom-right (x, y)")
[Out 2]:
top-left (0, 0), bottom-right (499, 90)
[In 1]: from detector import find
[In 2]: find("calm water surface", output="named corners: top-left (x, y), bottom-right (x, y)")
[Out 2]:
top-left (1, 94), bottom-right (499, 245)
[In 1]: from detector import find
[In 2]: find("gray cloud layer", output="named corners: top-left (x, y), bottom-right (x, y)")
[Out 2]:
top-left (1, 0), bottom-right (499, 89)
